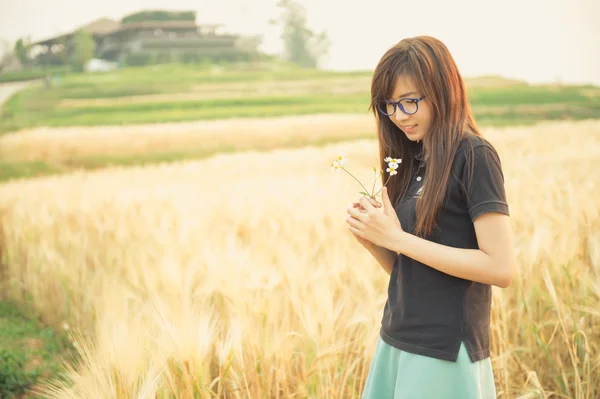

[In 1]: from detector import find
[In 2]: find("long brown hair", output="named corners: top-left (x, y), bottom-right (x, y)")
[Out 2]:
top-left (370, 35), bottom-right (481, 237)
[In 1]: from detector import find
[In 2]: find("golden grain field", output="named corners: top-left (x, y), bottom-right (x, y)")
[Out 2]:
top-left (1, 119), bottom-right (600, 398)
top-left (0, 114), bottom-right (376, 163)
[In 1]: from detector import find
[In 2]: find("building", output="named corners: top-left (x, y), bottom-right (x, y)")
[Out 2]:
top-left (95, 21), bottom-right (248, 65)
top-left (30, 17), bottom-right (120, 65)
top-left (30, 12), bottom-right (259, 66)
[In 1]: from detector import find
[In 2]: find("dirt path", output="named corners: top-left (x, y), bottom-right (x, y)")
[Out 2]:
top-left (0, 80), bottom-right (40, 107)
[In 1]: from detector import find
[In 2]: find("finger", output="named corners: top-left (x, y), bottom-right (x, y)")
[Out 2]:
top-left (348, 224), bottom-right (363, 237)
top-left (347, 205), bottom-right (360, 218)
top-left (368, 197), bottom-right (382, 208)
top-left (349, 229), bottom-right (360, 238)
top-left (346, 216), bottom-right (364, 228)
top-left (359, 196), bottom-right (376, 213)
top-left (351, 201), bottom-right (369, 212)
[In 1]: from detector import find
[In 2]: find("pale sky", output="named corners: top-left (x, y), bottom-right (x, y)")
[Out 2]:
top-left (1, 0), bottom-right (599, 85)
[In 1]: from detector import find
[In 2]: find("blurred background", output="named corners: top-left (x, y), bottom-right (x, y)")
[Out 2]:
top-left (0, 1), bottom-right (599, 398)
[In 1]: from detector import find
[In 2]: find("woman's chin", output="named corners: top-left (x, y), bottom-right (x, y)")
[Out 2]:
top-left (404, 133), bottom-right (425, 142)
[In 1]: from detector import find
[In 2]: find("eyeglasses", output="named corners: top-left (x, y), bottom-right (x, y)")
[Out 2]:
top-left (376, 96), bottom-right (425, 116)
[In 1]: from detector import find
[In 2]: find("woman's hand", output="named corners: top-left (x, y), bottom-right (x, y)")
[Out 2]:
top-left (347, 196), bottom-right (382, 249)
top-left (346, 187), bottom-right (404, 251)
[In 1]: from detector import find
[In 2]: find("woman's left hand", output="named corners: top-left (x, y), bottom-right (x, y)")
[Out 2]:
top-left (346, 187), bottom-right (404, 250)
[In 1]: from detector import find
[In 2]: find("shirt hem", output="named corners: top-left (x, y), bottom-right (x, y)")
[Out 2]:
top-left (379, 329), bottom-right (491, 363)
top-left (379, 329), bottom-right (460, 362)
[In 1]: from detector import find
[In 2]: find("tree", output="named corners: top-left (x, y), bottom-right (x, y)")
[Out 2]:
top-left (235, 35), bottom-right (264, 62)
top-left (0, 38), bottom-right (16, 72)
top-left (121, 10), bottom-right (196, 24)
top-left (14, 38), bottom-right (30, 66)
top-left (272, 0), bottom-right (330, 68)
top-left (55, 36), bottom-right (70, 66)
top-left (71, 30), bottom-right (96, 71)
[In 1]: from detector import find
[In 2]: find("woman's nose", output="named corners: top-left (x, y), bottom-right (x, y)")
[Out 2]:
top-left (394, 109), bottom-right (409, 122)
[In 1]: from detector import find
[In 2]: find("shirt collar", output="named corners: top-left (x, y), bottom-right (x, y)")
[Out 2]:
top-left (414, 141), bottom-right (425, 164)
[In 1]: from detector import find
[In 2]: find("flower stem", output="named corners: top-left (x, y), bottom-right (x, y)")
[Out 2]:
top-left (341, 167), bottom-right (372, 197)
top-left (373, 174), bottom-right (393, 197)
top-left (371, 170), bottom-right (378, 197)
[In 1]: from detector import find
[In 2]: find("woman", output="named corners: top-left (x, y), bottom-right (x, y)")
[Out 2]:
top-left (346, 36), bottom-right (516, 398)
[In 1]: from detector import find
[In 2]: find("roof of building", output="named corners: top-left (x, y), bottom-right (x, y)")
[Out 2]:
top-left (32, 18), bottom-right (225, 45)
top-left (32, 17), bottom-right (120, 45)
top-left (82, 17), bottom-right (121, 35)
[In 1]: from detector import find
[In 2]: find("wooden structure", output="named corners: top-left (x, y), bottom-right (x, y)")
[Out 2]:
top-left (30, 13), bottom-right (255, 65)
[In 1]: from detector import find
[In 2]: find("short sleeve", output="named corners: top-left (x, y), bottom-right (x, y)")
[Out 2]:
top-left (460, 143), bottom-right (509, 221)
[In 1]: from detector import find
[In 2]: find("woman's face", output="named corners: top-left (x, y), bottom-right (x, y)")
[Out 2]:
top-left (387, 74), bottom-right (433, 142)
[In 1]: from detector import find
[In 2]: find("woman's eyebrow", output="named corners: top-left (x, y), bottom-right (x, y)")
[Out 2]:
top-left (398, 91), bottom-right (418, 98)
top-left (389, 91), bottom-right (418, 100)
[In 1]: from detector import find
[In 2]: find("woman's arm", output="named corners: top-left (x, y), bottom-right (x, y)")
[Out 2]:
top-left (387, 212), bottom-right (516, 288)
top-left (364, 243), bottom-right (398, 276)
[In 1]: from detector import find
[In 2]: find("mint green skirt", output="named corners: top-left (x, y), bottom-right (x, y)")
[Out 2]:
top-left (361, 337), bottom-right (497, 399)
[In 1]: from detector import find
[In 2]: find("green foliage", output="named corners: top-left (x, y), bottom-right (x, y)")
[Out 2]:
top-left (1, 64), bottom-right (599, 136)
top-left (0, 65), bottom-right (71, 83)
top-left (0, 350), bottom-right (40, 397)
top-left (0, 91), bottom-right (369, 132)
top-left (54, 36), bottom-right (70, 66)
top-left (0, 300), bottom-right (77, 398)
top-left (13, 38), bottom-right (30, 67)
top-left (272, 0), bottom-right (330, 68)
top-left (0, 83), bottom-right (62, 134)
top-left (468, 85), bottom-right (600, 105)
top-left (24, 64), bottom-right (355, 100)
top-left (121, 10), bottom-right (196, 24)
top-left (71, 30), bottom-right (96, 72)
top-left (0, 160), bottom-right (63, 182)
top-left (125, 53), bottom-right (155, 67)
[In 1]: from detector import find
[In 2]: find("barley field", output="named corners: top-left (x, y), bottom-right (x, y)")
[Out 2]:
top-left (0, 114), bottom-right (376, 163)
top-left (1, 118), bottom-right (599, 398)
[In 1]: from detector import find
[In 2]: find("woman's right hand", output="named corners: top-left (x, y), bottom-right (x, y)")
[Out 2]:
top-left (347, 197), bottom-right (382, 249)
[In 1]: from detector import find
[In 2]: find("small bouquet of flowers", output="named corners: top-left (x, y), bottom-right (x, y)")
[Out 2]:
top-left (330, 155), bottom-right (401, 199)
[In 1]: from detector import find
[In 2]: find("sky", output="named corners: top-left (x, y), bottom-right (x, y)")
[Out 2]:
top-left (0, 0), bottom-right (599, 85)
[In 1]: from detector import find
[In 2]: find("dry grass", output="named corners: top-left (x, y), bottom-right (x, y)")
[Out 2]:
top-left (1, 119), bottom-right (599, 398)
top-left (0, 114), bottom-right (376, 163)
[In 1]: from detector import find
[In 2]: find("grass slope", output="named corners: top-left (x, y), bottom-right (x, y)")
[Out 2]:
top-left (1, 64), bottom-right (599, 134)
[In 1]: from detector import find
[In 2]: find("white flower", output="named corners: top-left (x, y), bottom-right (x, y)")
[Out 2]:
top-left (335, 156), bottom-right (347, 166)
top-left (383, 155), bottom-right (401, 177)
top-left (387, 164), bottom-right (398, 176)
top-left (331, 160), bottom-right (341, 172)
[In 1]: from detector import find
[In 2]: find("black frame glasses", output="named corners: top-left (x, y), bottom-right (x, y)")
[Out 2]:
top-left (376, 96), bottom-right (425, 116)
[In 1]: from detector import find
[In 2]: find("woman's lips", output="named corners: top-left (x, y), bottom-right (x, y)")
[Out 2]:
top-left (402, 124), bottom-right (417, 133)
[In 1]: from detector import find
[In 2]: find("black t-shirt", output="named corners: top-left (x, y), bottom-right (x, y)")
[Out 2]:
top-left (379, 134), bottom-right (509, 363)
